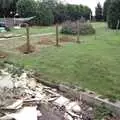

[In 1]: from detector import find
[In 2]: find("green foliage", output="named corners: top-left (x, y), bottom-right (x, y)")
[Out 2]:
top-left (103, 0), bottom-right (112, 21)
top-left (94, 106), bottom-right (112, 120)
top-left (0, 0), bottom-right (18, 17)
top-left (17, 0), bottom-right (36, 17)
top-left (65, 4), bottom-right (91, 21)
top-left (35, 1), bottom-right (54, 26)
top-left (0, 0), bottom-right (13, 9)
top-left (16, 0), bottom-right (92, 25)
top-left (95, 2), bottom-right (103, 21)
top-left (0, 0), bottom-right (92, 25)
top-left (54, 3), bottom-right (67, 23)
top-left (61, 21), bottom-right (95, 35)
top-left (108, 0), bottom-right (120, 29)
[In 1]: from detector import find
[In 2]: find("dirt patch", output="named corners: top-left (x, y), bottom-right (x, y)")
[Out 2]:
top-left (59, 36), bottom-right (75, 43)
top-left (17, 43), bottom-right (35, 54)
top-left (0, 51), bottom-right (8, 58)
top-left (38, 37), bottom-right (55, 45)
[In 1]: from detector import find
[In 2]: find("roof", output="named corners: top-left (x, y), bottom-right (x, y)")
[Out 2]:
top-left (14, 16), bottom-right (36, 22)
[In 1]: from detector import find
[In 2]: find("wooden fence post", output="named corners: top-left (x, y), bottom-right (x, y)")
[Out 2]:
top-left (76, 20), bottom-right (80, 43)
top-left (56, 23), bottom-right (59, 46)
top-left (26, 23), bottom-right (30, 53)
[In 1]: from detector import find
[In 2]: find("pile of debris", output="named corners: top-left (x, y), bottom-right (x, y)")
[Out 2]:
top-left (0, 63), bottom-right (118, 120)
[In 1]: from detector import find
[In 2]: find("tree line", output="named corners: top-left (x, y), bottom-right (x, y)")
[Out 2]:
top-left (1, 0), bottom-right (119, 29)
top-left (0, 0), bottom-right (92, 26)
top-left (103, 0), bottom-right (120, 29)
top-left (0, 0), bottom-right (18, 17)
top-left (95, 0), bottom-right (120, 29)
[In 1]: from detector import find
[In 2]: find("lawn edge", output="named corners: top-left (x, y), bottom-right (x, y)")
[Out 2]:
top-left (34, 75), bottom-right (120, 117)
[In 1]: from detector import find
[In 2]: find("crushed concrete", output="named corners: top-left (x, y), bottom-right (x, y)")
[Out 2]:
top-left (0, 63), bottom-right (119, 120)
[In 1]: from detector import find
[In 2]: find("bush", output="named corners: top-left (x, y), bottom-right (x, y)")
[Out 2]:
top-left (107, 0), bottom-right (120, 29)
top-left (61, 21), bottom-right (95, 35)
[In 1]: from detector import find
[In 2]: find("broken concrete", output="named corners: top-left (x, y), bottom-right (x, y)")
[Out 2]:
top-left (0, 63), bottom-right (119, 120)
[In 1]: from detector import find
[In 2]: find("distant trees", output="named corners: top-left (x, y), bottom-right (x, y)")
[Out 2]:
top-left (16, 0), bottom-right (92, 25)
top-left (103, 0), bottom-right (112, 21)
top-left (65, 4), bottom-right (91, 21)
top-left (0, 0), bottom-right (92, 26)
top-left (0, 0), bottom-right (18, 17)
top-left (54, 3), bottom-right (67, 23)
top-left (103, 0), bottom-right (120, 29)
top-left (107, 0), bottom-right (120, 29)
top-left (16, 0), bottom-right (36, 17)
top-left (35, 1), bottom-right (54, 26)
top-left (0, 0), bottom-right (12, 17)
top-left (95, 2), bottom-right (103, 21)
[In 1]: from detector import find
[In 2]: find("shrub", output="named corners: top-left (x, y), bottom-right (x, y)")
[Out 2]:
top-left (61, 21), bottom-right (95, 35)
top-left (107, 0), bottom-right (120, 29)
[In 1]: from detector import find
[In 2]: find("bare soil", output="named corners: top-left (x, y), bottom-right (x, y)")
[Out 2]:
top-left (38, 37), bottom-right (55, 45)
top-left (17, 43), bottom-right (35, 54)
top-left (59, 36), bottom-right (75, 42)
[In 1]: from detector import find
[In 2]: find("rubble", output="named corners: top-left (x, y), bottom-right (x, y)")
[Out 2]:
top-left (4, 106), bottom-right (38, 120)
top-left (0, 63), bottom-right (119, 120)
top-left (53, 96), bottom-right (70, 107)
top-left (66, 102), bottom-right (81, 113)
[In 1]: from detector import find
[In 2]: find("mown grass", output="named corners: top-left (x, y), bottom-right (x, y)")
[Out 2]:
top-left (8, 26), bottom-right (56, 35)
top-left (4, 22), bottom-right (120, 100)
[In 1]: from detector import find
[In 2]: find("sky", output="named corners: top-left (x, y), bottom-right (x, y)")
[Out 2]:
top-left (61, 0), bottom-right (105, 15)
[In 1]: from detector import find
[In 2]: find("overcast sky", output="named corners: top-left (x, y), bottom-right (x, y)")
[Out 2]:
top-left (61, 0), bottom-right (105, 15)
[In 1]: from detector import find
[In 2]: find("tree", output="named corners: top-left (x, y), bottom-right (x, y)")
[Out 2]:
top-left (0, 0), bottom-right (17, 17)
top-left (95, 2), bottom-right (103, 21)
top-left (42, 0), bottom-right (57, 10)
top-left (54, 3), bottom-right (67, 23)
top-left (35, 1), bottom-right (54, 26)
top-left (103, 0), bottom-right (112, 21)
top-left (10, 0), bottom-right (19, 16)
top-left (82, 6), bottom-right (92, 20)
top-left (107, 0), bottom-right (120, 29)
top-left (65, 4), bottom-right (91, 21)
top-left (16, 0), bottom-right (36, 17)
top-left (16, 0), bottom-right (92, 25)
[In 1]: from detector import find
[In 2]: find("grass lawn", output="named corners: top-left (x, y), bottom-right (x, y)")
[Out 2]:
top-left (2, 26), bottom-right (56, 35)
top-left (3, 22), bottom-right (120, 100)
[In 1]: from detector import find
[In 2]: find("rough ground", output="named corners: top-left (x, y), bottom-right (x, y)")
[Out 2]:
top-left (0, 51), bottom-right (7, 58)
top-left (0, 63), bottom-right (119, 120)
top-left (17, 43), bottom-right (35, 54)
